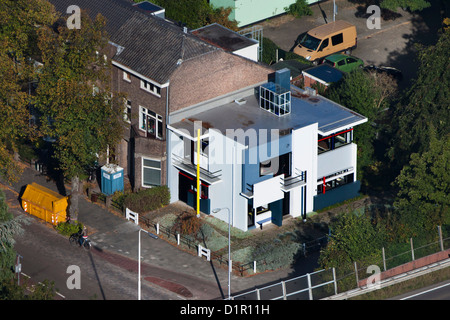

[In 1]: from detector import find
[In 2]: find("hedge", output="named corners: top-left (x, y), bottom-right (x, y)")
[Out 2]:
top-left (123, 185), bottom-right (170, 213)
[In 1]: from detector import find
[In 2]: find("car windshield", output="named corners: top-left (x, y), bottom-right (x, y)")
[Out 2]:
top-left (299, 34), bottom-right (321, 51)
top-left (323, 59), bottom-right (335, 67)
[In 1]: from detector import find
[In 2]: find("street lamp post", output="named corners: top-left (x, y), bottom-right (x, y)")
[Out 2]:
top-left (212, 207), bottom-right (231, 299)
top-left (138, 228), bottom-right (158, 300)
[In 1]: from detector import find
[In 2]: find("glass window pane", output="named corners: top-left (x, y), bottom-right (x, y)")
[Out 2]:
top-left (143, 167), bottom-right (161, 186)
top-left (143, 159), bottom-right (160, 168)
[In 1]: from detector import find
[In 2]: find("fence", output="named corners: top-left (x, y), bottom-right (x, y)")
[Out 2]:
top-left (232, 268), bottom-right (337, 300)
top-left (231, 226), bottom-right (450, 300)
top-left (132, 209), bottom-right (327, 277)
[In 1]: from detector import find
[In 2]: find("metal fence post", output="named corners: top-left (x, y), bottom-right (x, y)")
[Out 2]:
top-left (354, 262), bottom-right (359, 288)
top-left (382, 247), bottom-right (387, 271)
top-left (156, 223), bottom-right (159, 235)
top-left (332, 267), bottom-right (337, 295)
top-left (307, 273), bottom-right (313, 300)
top-left (410, 238), bottom-right (415, 261)
top-left (281, 281), bottom-right (287, 300)
top-left (256, 288), bottom-right (261, 300)
top-left (438, 226), bottom-right (444, 251)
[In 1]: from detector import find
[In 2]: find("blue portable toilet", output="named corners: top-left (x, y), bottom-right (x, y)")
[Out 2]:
top-left (101, 164), bottom-right (124, 196)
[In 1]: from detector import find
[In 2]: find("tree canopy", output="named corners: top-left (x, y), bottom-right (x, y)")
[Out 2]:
top-left (35, 11), bottom-right (126, 219)
top-left (325, 69), bottom-right (398, 187)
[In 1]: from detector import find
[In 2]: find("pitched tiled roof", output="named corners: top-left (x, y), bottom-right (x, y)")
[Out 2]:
top-left (111, 12), bottom-right (219, 84)
top-left (47, 0), bottom-right (220, 84)
top-left (48, 0), bottom-right (137, 36)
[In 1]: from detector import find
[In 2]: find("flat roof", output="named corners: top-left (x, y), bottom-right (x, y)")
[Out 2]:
top-left (170, 84), bottom-right (367, 146)
top-left (302, 64), bottom-right (344, 84)
top-left (191, 23), bottom-right (258, 52)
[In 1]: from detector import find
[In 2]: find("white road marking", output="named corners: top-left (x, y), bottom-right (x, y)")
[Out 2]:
top-left (400, 282), bottom-right (450, 300)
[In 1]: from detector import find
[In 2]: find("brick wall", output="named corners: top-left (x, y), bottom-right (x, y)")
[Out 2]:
top-left (169, 51), bottom-right (273, 112)
top-left (359, 249), bottom-right (450, 287)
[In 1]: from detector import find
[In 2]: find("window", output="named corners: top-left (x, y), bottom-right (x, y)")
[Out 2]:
top-left (331, 33), bottom-right (344, 46)
top-left (317, 173), bottom-right (354, 194)
top-left (318, 38), bottom-right (329, 51)
top-left (123, 71), bottom-right (131, 82)
top-left (140, 106), bottom-right (163, 139)
top-left (337, 59), bottom-right (346, 66)
top-left (299, 34), bottom-right (321, 51)
top-left (318, 129), bottom-right (353, 153)
top-left (140, 79), bottom-right (161, 96)
top-left (124, 100), bottom-right (131, 123)
top-left (346, 57), bottom-right (357, 64)
top-left (142, 158), bottom-right (161, 187)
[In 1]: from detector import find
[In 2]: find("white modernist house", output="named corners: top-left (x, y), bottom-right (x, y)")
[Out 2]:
top-left (167, 69), bottom-right (367, 231)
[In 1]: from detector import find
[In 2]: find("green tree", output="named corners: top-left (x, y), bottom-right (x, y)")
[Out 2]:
top-left (284, 0), bottom-right (313, 18)
top-left (0, 190), bottom-right (30, 283)
top-left (393, 129), bottom-right (450, 238)
top-left (325, 69), bottom-right (397, 187)
top-left (0, 0), bottom-right (56, 182)
top-left (388, 22), bottom-right (449, 172)
top-left (318, 210), bottom-right (386, 271)
top-left (380, 0), bottom-right (431, 12)
top-left (35, 12), bottom-right (126, 220)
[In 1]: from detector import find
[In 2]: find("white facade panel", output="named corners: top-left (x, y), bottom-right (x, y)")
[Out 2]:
top-left (253, 175), bottom-right (284, 208)
top-left (317, 143), bottom-right (357, 179)
top-left (291, 123), bottom-right (318, 216)
top-left (233, 43), bottom-right (259, 62)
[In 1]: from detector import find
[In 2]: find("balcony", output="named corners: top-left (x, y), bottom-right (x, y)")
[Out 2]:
top-left (280, 169), bottom-right (306, 192)
top-left (172, 154), bottom-right (222, 185)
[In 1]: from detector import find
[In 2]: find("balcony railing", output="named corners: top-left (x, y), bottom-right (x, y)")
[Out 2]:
top-left (280, 169), bottom-right (306, 192)
top-left (172, 154), bottom-right (222, 185)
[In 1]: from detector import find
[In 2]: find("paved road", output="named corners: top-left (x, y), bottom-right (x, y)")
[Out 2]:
top-left (394, 280), bottom-right (450, 300)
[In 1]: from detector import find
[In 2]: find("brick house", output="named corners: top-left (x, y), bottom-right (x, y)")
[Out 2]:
top-left (48, 0), bottom-right (272, 190)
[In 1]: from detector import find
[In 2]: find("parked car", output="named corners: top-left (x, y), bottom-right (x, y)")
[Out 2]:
top-left (294, 20), bottom-right (357, 64)
top-left (322, 54), bottom-right (364, 73)
top-left (363, 65), bottom-right (403, 81)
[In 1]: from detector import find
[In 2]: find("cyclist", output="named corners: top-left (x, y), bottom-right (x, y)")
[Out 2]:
top-left (78, 226), bottom-right (88, 246)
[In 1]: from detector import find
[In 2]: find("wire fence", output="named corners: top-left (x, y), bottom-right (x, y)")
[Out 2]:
top-left (231, 226), bottom-right (450, 300)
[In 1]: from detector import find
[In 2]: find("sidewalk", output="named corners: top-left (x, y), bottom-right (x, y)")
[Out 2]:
top-left (1, 163), bottom-right (317, 300)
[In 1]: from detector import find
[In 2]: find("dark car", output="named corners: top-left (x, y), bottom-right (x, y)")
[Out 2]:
top-left (363, 65), bottom-right (403, 81)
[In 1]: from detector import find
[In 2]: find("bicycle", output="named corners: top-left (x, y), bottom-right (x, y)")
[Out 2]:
top-left (69, 233), bottom-right (92, 251)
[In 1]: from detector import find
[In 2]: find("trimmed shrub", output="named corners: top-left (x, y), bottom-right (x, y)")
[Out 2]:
top-left (55, 221), bottom-right (83, 237)
top-left (123, 186), bottom-right (170, 213)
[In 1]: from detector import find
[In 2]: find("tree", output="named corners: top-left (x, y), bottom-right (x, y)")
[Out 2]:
top-left (380, 0), bottom-right (431, 12)
top-left (318, 210), bottom-right (386, 271)
top-left (387, 22), bottom-right (449, 172)
top-left (325, 69), bottom-right (398, 187)
top-left (0, 0), bottom-right (56, 182)
top-left (393, 128), bottom-right (450, 238)
top-left (35, 12), bottom-right (126, 220)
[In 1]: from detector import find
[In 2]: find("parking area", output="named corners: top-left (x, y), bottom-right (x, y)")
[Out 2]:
top-left (260, 0), bottom-right (443, 89)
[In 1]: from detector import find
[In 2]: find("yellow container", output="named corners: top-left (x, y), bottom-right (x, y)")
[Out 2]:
top-left (21, 183), bottom-right (68, 226)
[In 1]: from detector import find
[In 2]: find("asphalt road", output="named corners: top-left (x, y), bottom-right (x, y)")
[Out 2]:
top-left (12, 212), bottom-right (177, 300)
top-left (394, 280), bottom-right (450, 300)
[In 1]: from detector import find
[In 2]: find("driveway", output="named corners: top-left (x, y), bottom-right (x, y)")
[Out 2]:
top-left (260, 0), bottom-right (443, 90)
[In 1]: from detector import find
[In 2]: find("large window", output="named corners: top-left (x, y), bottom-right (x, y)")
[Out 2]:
top-left (140, 106), bottom-right (163, 139)
top-left (318, 128), bottom-right (353, 153)
top-left (142, 158), bottom-right (161, 187)
top-left (317, 172), bottom-right (354, 194)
